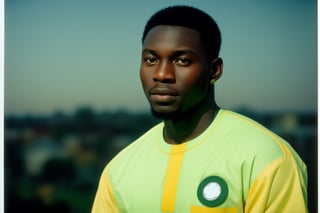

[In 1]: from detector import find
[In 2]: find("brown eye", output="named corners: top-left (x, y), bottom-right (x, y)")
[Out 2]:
top-left (144, 57), bottom-right (158, 65)
top-left (174, 58), bottom-right (191, 66)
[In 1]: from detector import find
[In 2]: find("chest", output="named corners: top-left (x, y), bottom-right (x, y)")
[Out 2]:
top-left (113, 145), bottom-right (251, 212)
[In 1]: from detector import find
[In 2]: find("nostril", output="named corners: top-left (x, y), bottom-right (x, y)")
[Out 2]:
top-left (153, 71), bottom-right (175, 83)
top-left (153, 64), bottom-right (175, 83)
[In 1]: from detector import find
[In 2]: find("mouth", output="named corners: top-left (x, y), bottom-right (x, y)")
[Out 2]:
top-left (149, 86), bottom-right (178, 103)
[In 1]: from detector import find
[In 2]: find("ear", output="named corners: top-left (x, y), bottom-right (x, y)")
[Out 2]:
top-left (210, 57), bottom-right (223, 82)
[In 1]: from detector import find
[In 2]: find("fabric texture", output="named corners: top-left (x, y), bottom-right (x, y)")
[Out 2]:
top-left (92, 109), bottom-right (308, 213)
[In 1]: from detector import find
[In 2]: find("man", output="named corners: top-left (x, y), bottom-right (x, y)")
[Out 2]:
top-left (92, 5), bottom-right (307, 212)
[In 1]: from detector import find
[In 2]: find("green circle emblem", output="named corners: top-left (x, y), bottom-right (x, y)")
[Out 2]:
top-left (197, 176), bottom-right (228, 207)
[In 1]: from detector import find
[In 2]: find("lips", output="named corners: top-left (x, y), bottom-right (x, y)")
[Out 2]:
top-left (150, 86), bottom-right (178, 103)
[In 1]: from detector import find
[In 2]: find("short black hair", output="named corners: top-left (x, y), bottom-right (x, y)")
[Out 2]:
top-left (142, 5), bottom-right (221, 60)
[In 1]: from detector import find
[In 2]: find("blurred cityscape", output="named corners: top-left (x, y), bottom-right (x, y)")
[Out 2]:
top-left (4, 107), bottom-right (317, 213)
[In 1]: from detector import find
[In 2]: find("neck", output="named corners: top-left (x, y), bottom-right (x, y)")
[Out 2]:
top-left (163, 100), bottom-right (220, 144)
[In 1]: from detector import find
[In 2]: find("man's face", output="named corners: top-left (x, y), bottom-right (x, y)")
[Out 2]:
top-left (140, 25), bottom-right (211, 119)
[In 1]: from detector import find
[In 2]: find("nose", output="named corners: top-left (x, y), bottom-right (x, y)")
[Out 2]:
top-left (153, 61), bottom-right (175, 83)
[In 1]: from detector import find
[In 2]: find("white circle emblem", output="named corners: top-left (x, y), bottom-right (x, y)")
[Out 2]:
top-left (203, 182), bottom-right (221, 201)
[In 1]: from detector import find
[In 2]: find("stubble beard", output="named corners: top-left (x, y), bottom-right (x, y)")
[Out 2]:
top-left (150, 91), bottom-right (212, 121)
top-left (150, 107), bottom-right (182, 120)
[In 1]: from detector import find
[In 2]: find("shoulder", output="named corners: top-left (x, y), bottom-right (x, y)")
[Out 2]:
top-left (219, 110), bottom-right (290, 153)
top-left (218, 109), bottom-right (306, 179)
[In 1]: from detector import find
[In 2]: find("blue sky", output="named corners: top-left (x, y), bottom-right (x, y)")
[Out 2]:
top-left (4, 0), bottom-right (317, 115)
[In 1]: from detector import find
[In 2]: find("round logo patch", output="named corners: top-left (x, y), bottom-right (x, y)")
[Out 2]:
top-left (197, 176), bottom-right (228, 207)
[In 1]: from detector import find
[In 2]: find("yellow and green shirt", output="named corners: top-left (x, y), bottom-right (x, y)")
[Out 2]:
top-left (92, 109), bottom-right (308, 213)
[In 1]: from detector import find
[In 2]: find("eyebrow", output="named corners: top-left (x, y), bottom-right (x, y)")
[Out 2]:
top-left (142, 49), bottom-right (158, 56)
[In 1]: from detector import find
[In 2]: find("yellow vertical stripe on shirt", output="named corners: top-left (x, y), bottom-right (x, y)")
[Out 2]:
top-left (161, 143), bottom-right (187, 212)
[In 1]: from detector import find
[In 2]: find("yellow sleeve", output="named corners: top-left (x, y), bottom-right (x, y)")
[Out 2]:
top-left (91, 167), bottom-right (119, 213)
top-left (245, 155), bottom-right (308, 213)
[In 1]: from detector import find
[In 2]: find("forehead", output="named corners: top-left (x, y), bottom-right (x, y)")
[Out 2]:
top-left (142, 25), bottom-right (204, 52)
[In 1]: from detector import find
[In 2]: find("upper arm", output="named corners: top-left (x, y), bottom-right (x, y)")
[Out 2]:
top-left (245, 156), bottom-right (308, 213)
top-left (91, 167), bottom-right (120, 213)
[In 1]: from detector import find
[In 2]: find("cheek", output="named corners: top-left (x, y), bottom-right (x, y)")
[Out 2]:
top-left (179, 68), bottom-right (209, 92)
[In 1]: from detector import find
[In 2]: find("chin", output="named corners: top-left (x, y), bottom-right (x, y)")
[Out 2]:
top-left (150, 107), bottom-right (182, 120)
